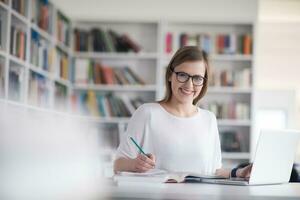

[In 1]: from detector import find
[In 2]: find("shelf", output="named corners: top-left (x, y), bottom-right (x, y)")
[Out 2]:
top-left (31, 24), bottom-right (54, 42)
top-left (208, 87), bottom-right (252, 94)
top-left (28, 64), bottom-right (52, 78)
top-left (73, 84), bottom-right (157, 92)
top-left (56, 41), bottom-right (70, 54)
top-left (163, 54), bottom-right (252, 61)
top-left (222, 152), bottom-right (250, 160)
top-left (54, 77), bottom-right (72, 87)
top-left (0, 50), bottom-right (7, 57)
top-left (11, 9), bottom-right (29, 25)
top-left (9, 54), bottom-right (27, 67)
top-left (210, 54), bottom-right (253, 61)
top-left (0, 1), bottom-right (9, 11)
top-left (217, 119), bottom-right (251, 126)
top-left (73, 52), bottom-right (158, 59)
top-left (75, 116), bottom-right (131, 124)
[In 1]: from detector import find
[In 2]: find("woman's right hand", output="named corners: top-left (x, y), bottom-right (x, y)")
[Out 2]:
top-left (131, 153), bottom-right (156, 173)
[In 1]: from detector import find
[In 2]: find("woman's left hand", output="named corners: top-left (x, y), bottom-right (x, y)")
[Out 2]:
top-left (237, 164), bottom-right (252, 178)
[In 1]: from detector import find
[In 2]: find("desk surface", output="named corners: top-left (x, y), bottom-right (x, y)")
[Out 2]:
top-left (104, 181), bottom-right (300, 200)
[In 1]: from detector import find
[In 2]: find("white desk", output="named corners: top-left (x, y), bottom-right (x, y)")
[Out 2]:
top-left (104, 182), bottom-right (300, 200)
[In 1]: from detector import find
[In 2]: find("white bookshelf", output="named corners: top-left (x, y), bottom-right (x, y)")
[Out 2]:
top-left (73, 84), bottom-right (157, 92)
top-left (0, 1), bottom-right (255, 170)
top-left (73, 52), bottom-right (158, 60)
top-left (222, 152), bottom-right (251, 160)
top-left (0, 0), bottom-right (72, 111)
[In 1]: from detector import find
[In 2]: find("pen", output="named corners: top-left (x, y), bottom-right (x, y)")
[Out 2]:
top-left (129, 136), bottom-right (147, 156)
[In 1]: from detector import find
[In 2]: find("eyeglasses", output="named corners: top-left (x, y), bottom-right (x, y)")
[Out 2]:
top-left (171, 68), bottom-right (206, 86)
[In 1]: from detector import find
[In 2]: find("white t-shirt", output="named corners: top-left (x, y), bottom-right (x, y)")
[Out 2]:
top-left (116, 103), bottom-right (222, 175)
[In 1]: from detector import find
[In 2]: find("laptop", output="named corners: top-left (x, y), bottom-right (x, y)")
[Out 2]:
top-left (203, 129), bottom-right (300, 186)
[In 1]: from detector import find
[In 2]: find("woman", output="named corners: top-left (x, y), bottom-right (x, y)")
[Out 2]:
top-left (114, 46), bottom-right (251, 178)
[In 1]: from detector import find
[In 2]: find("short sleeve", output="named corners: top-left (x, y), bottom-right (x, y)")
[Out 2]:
top-left (115, 104), bottom-right (149, 159)
top-left (211, 113), bottom-right (222, 170)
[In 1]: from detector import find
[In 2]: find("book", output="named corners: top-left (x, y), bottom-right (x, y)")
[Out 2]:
top-left (8, 65), bottom-right (23, 101)
top-left (74, 58), bottom-right (89, 84)
top-left (54, 82), bottom-right (68, 110)
top-left (28, 71), bottom-right (49, 107)
top-left (10, 25), bottom-right (27, 60)
top-left (114, 169), bottom-right (223, 184)
top-left (165, 32), bottom-right (172, 54)
top-left (12, 0), bottom-right (26, 16)
top-left (56, 11), bottom-right (70, 46)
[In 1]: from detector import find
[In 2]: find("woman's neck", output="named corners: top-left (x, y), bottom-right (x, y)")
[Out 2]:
top-left (161, 97), bottom-right (197, 117)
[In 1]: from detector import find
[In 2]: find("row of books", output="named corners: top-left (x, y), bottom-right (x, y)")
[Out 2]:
top-left (10, 25), bottom-right (27, 60)
top-left (30, 30), bottom-right (52, 71)
top-left (32, 0), bottom-right (52, 33)
top-left (31, 30), bottom-right (69, 80)
top-left (209, 68), bottom-right (251, 88)
top-left (74, 59), bottom-right (145, 85)
top-left (74, 91), bottom-right (145, 117)
top-left (165, 32), bottom-right (252, 55)
top-left (74, 28), bottom-right (141, 53)
top-left (220, 130), bottom-right (248, 152)
top-left (8, 65), bottom-right (23, 101)
top-left (54, 82), bottom-right (68, 110)
top-left (203, 102), bottom-right (250, 120)
top-left (28, 71), bottom-right (49, 106)
top-left (12, 0), bottom-right (26, 16)
top-left (55, 48), bottom-right (69, 80)
top-left (56, 11), bottom-right (70, 46)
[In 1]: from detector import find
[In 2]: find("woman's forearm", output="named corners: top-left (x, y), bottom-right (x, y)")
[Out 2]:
top-left (114, 157), bottom-right (134, 173)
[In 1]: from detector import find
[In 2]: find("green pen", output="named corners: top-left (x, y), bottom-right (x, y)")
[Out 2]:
top-left (129, 136), bottom-right (147, 156)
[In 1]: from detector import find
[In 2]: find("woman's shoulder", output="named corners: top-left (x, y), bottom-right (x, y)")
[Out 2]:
top-left (198, 107), bottom-right (217, 120)
top-left (133, 102), bottom-right (161, 116)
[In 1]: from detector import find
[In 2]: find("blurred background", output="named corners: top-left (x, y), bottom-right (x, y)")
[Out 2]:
top-left (0, 0), bottom-right (299, 194)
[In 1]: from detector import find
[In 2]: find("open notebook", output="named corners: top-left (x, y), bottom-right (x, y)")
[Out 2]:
top-left (114, 169), bottom-right (224, 184)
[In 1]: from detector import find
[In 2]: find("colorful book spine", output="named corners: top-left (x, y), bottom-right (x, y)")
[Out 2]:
top-left (74, 92), bottom-right (146, 117)
top-left (209, 68), bottom-right (252, 88)
top-left (165, 32), bottom-right (172, 54)
top-left (73, 59), bottom-right (146, 85)
top-left (28, 71), bottom-right (49, 107)
top-left (203, 101), bottom-right (250, 120)
top-left (56, 48), bottom-right (69, 80)
top-left (56, 12), bottom-right (70, 46)
top-left (10, 25), bottom-right (26, 60)
top-left (74, 28), bottom-right (141, 53)
top-left (163, 32), bottom-right (252, 55)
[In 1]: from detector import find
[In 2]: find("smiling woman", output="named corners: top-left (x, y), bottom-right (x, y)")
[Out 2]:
top-left (160, 46), bottom-right (209, 108)
top-left (113, 46), bottom-right (252, 178)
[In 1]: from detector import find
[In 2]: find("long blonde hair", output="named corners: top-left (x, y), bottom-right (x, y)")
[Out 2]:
top-left (159, 46), bottom-right (210, 105)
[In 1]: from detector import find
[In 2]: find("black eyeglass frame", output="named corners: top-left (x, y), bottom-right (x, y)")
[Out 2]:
top-left (170, 68), bottom-right (207, 86)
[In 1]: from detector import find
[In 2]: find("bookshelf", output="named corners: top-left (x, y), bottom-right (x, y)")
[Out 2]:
top-left (70, 20), bottom-right (254, 173)
top-left (0, 1), bottom-right (255, 174)
top-left (0, 0), bottom-right (72, 111)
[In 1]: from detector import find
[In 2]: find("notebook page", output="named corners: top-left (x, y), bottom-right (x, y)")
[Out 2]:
top-left (118, 169), bottom-right (168, 176)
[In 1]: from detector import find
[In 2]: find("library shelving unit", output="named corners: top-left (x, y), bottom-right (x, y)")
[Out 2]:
top-left (0, 1), bottom-right (255, 175)
top-left (70, 21), bottom-right (160, 177)
top-left (0, 0), bottom-right (72, 111)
